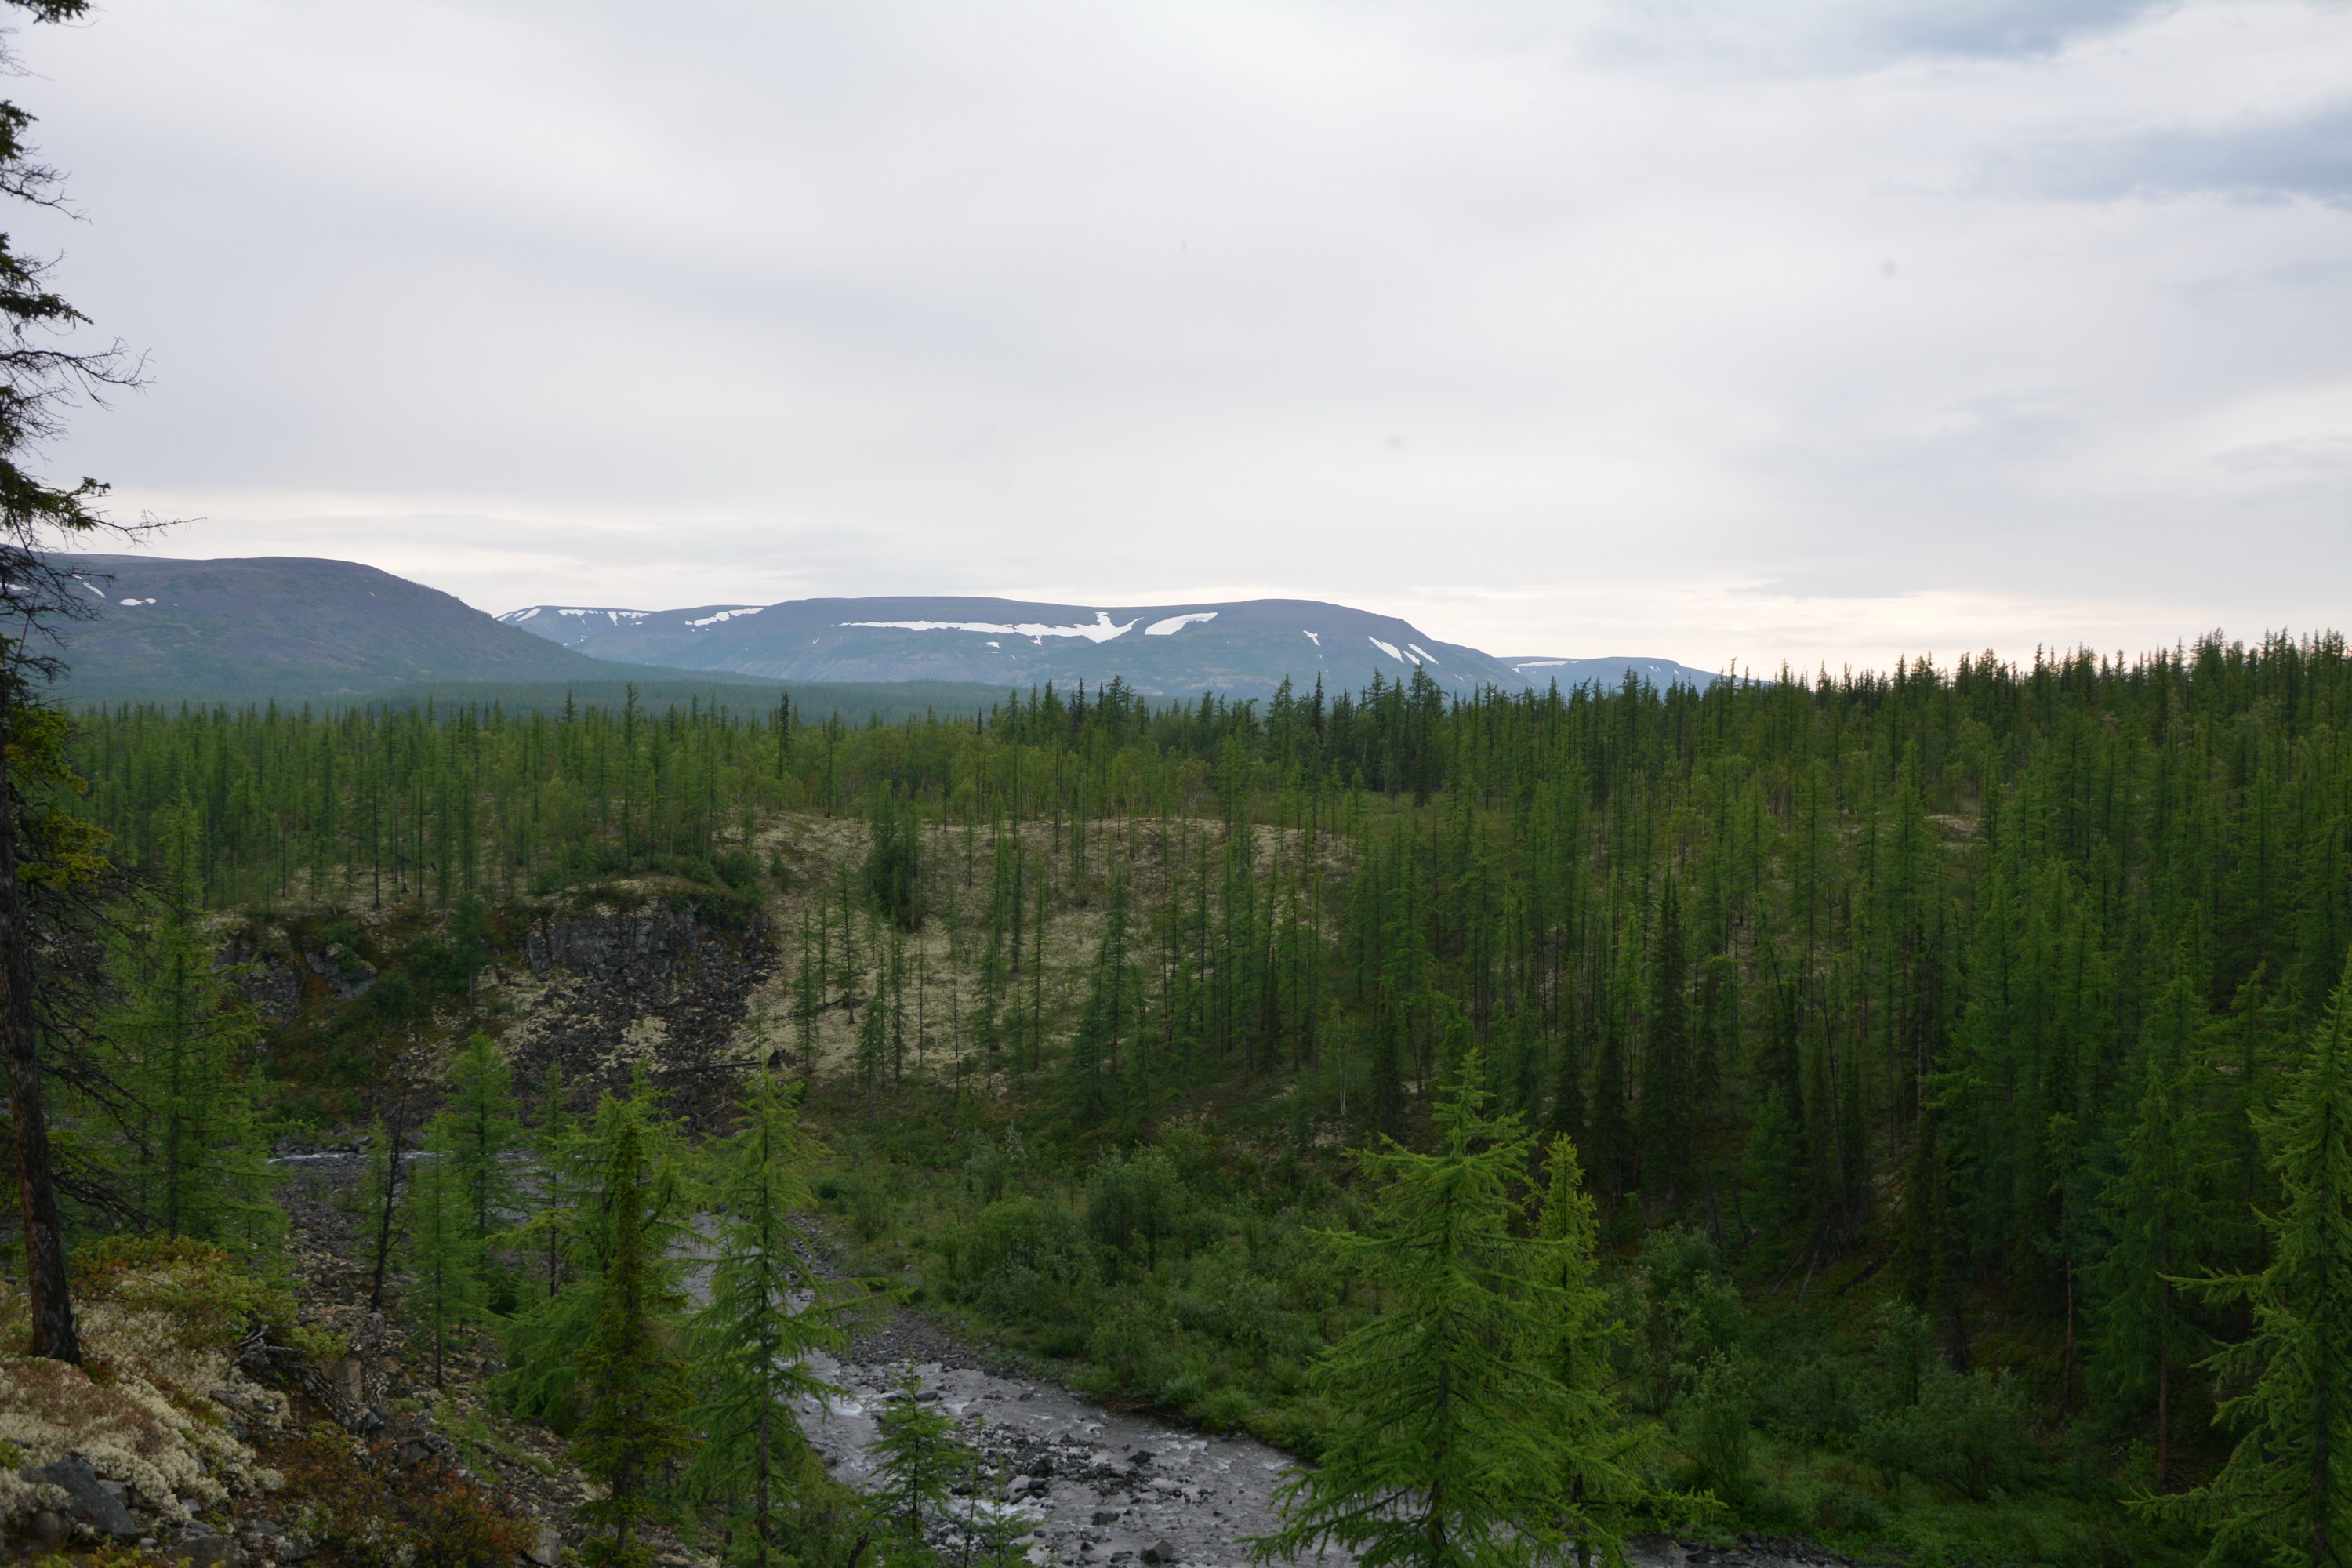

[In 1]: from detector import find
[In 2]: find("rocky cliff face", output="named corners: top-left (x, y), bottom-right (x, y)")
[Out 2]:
top-left (505, 903), bottom-right (779, 1127)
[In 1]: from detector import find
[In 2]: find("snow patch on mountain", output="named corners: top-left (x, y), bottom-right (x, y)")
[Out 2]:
top-left (843, 612), bottom-right (1138, 644)
top-left (1142, 612), bottom-right (1217, 636)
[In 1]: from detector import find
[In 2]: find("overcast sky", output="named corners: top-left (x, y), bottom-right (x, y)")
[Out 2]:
top-left (12, 0), bottom-right (2351, 672)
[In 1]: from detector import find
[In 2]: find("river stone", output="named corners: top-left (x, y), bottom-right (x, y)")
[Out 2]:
top-left (1142, 1541), bottom-right (1178, 1564)
top-left (28, 1455), bottom-right (138, 1538)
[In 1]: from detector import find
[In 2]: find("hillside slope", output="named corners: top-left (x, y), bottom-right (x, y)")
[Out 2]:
top-left (45, 554), bottom-right (790, 705)
top-left (499, 594), bottom-right (1529, 696)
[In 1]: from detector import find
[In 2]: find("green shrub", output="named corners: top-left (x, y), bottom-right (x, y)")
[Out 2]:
top-left (1089, 1301), bottom-right (1175, 1390)
top-left (1809, 1483), bottom-right (1884, 1538)
top-left (1862, 1363), bottom-right (2035, 1501)
top-left (959, 1197), bottom-right (1089, 1291)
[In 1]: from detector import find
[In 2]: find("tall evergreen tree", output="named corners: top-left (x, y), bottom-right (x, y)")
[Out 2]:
top-left (402, 1121), bottom-right (481, 1388)
top-left (2092, 960), bottom-right (2220, 1483)
top-left (574, 1098), bottom-right (694, 1568)
top-left (0, 0), bottom-right (137, 1367)
top-left (685, 1072), bottom-right (858, 1567)
top-left (441, 1031), bottom-right (523, 1246)
top-left (1536, 1134), bottom-right (1646, 1565)
top-left (1251, 1052), bottom-right (1610, 1568)
top-left (870, 1363), bottom-right (972, 1556)
top-left (2145, 960), bottom-right (2352, 1566)
top-left (1637, 877), bottom-right (1693, 1207)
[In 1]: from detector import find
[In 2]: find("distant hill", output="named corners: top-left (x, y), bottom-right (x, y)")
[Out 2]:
top-left (1499, 655), bottom-right (1733, 690)
top-left (499, 595), bottom-right (1530, 697)
top-left (44, 554), bottom-right (789, 706)
top-left (36, 554), bottom-right (1726, 708)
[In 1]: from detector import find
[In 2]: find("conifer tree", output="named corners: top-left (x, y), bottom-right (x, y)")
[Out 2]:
top-left (441, 1032), bottom-right (523, 1245)
top-left (870, 1363), bottom-right (972, 1556)
top-left (574, 1099), bottom-right (694, 1568)
top-left (1636, 877), bottom-right (1693, 1207)
top-left (685, 1071), bottom-right (858, 1566)
top-left (1251, 1051), bottom-right (1605, 1568)
top-left (402, 1123), bottom-right (481, 1387)
top-left (2143, 959), bottom-right (2352, 1566)
top-left (1536, 1134), bottom-right (1646, 1565)
top-left (2092, 961), bottom-right (2220, 1483)
top-left (1063, 873), bottom-right (1142, 1128)
top-left (100, 801), bottom-right (280, 1265)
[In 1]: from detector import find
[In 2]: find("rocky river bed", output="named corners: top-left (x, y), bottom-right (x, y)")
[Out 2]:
top-left (797, 1302), bottom-right (1855, 1568)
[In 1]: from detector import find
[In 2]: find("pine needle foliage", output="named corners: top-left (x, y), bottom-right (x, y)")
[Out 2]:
top-left (1251, 1051), bottom-right (1619, 1568)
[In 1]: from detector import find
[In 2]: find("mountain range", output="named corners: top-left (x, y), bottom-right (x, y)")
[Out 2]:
top-left (43, 554), bottom-right (1725, 705)
top-left (499, 593), bottom-right (1726, 697)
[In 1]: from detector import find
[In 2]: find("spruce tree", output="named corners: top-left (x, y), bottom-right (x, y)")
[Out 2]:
top-left (2143, 960), bottom-right (2352, 1566)
top-left (685, 1071), bottom-right (858, 1566)
top-left (1250, 1051), bottom-right (1604, 1568)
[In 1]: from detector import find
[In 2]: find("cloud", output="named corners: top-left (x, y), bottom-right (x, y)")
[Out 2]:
top-left (2, 0), bottom-right (2347, 676)
top-left (1993, 96), bottom-right (2352, 206)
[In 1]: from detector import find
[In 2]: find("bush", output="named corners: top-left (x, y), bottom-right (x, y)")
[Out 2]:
top-left (1809, 1483), bottom-right (1885, 1537)
top-left (1674, 1355), bottom-right (1757, 1506)
top-left (1862, 1364), bottom-right (2035, 1501)
top-left (959, 1198), bottom-right (1089, 1293)
top-left (1085, 1148), bottom-right (1191, 1274)
top-left (1089, 1301), bottom-right (1176, 1390)
top-left (278, 1424), bottom-right (534, 1568)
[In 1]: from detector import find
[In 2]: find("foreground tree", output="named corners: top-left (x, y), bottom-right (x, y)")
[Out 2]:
top-left (1251, 1053), bottom-right (1618, 1568)
top-left (684, 1070), bottom-right (859, 1566)
top-left (1537, 1134), bottom-right (1646, 1564)
top-left (2143, 959), bottom-right (2352, 1566)
top-left (869, 1362), bottom-right (972, 1557)
top-left (572, 1095), bottom-right (694, 1568)
top-left (0, 0), bottom-right (140, 1365)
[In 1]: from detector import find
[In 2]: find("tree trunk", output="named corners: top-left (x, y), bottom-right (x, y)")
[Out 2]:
top-left (0, 676), bottom-right (82, 1364)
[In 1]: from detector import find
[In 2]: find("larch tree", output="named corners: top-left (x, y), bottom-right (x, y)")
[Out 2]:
top-left (100, 798), bottom-right (278, 1265)
top-left (684, 1070), bottom-right (858, 1567)
top-left (402, 1120), bottom-right (481, 1388)
top-left (573, 1095), bottom-right (694, 1568)
top-left (2143, 958), bottom-right (2352, 1566)
top-left (1250, 1051), bottom-right (1598, 1568)
top-left (2092, 960), bottom-right (2221, 1486)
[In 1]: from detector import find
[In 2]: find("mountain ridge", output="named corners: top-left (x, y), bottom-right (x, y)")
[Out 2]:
top-left (498, 593), bottom-right (1674, 697)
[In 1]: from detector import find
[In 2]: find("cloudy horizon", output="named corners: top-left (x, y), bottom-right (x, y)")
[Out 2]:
top-left (11, 0), bottom-right (2351, 675)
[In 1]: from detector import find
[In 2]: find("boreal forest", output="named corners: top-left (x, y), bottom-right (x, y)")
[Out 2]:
top-left (9, 644), bottom-right (2352, 1568)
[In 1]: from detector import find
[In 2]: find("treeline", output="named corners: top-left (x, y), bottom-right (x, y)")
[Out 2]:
top-left (60, 631), bottom-right (2352, 1523)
